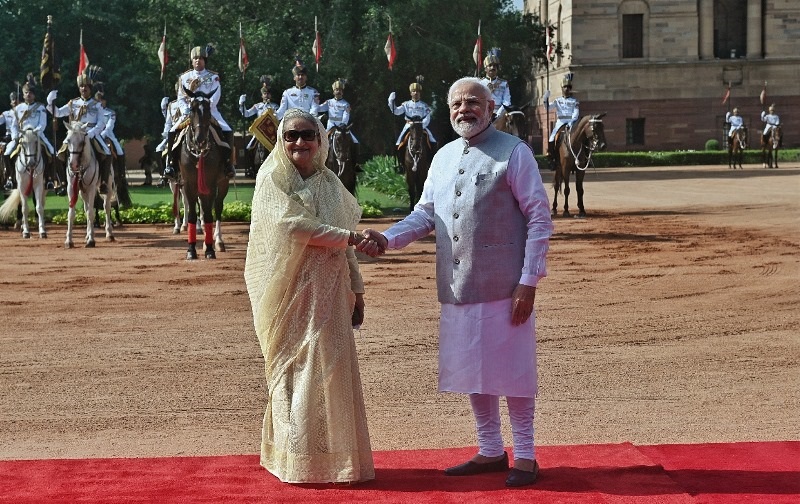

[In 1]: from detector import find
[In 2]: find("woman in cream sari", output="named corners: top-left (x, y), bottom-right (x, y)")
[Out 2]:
top-left (244, 108), bottom-right (374, 483)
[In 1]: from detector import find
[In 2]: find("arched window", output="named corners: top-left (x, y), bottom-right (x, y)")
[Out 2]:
top-left (618, 0), bottom-right (649, 59)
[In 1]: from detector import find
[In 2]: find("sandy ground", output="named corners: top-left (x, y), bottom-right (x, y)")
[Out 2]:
top-left (0, 163), bottom-right (798, 461)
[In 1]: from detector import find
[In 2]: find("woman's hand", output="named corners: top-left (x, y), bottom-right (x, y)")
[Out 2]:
top-left (352, 293), bottom-right (365, 328)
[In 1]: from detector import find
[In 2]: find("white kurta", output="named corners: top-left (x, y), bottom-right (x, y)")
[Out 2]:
top-left (383, 143), bottom-right (551, 398)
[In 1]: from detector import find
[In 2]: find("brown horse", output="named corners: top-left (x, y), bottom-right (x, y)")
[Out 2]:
top-left (495, 106), bottom-right (529, 142)
top-left (401, 118), bottom-right (431, 212)
top-left (761, 125), bottom-right (782, 169)
top-left (728, 128), bottom-right (747, 169)
top-left (325, 123), bottom-right (357, 195)
top-left (177, 86), bottom-right (229, 260)
top-left (552, 113), bottom-right (607, 218)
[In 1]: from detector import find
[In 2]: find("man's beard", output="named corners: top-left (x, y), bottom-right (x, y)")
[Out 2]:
top-left (451, 114), bottom-right (490, 138)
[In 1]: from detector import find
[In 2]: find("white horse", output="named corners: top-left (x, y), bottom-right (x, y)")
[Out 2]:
top-left (63, 121), bottom-right (115, 248)
top-left (0, 129), bottom-right (47, 238)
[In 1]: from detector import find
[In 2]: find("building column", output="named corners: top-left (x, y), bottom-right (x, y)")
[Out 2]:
top-left (746, 0), bottom-right (763, 58)
top-left (699, 0), bottom-right (714, 59)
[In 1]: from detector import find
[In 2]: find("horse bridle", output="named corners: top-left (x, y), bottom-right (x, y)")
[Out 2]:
top-left (330, 126), bottom-right (350, 177)
top-left (187, 96), bottom-right (212, 159)
top-left (19, 130), bottom-right (42, 175)
top-left (407, 120), bottom-right (425, 173)
top-left (566, 117), bottom-right (604, 171)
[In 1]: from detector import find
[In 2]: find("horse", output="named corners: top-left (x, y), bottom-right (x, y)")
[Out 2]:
top-left (176, 86), bottom-right (229, 259)
top-left (552, 113), bottom-right (607, 218)
top-left (168, 174), bottom-right (205, 235)
top-left (401, 117), bottom-right (432, 212)
top-left (728, 128), bottom-right (747, 169)
top-left (325, 123), bottom-right (357, 195)
top-left (62, 121), bottom-right (115, 247)
top-left (495, 105), bottom-right (529, 142)
top-left (92, 137), bottom-right (131, 229)
top-left (0, 129), bottom-right (47, 238)
top-left (761, 125), bottom-right (782, 169)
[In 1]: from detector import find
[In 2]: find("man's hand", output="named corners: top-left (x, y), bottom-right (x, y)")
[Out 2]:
top-left (356, 229), bottom-right (388, 257)
top-left (47, 90), bottom-right (57, 106)
top-left (511, 284), bottom-right (537, 326)
top-left (388, 92), bottom-right (396, 107)
top-left (542, 89), bottom-right (550, 103)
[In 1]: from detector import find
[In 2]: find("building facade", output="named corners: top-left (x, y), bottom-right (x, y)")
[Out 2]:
top-left (527, 0), bottom-right (799, 152)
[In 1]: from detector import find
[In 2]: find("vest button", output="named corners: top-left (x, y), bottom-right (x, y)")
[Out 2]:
top-left (454, 258), bottom-right (460, 264)
top-left (453, 213), bottom-right (459, 219)
top-left (456, 191), bottom-right (462, 196)
top-left (458, 169), bottom-right (465, 174)
top-left (453, 235), bottom-right (459, 241)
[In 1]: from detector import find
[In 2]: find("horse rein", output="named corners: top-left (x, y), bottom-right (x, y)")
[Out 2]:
top-left (19, 131), bottom-right (42, 175)
top-left (186, 93), bottom-right (215, 159)
top-left (406, 120), bottom-right (425, 173)
top-left (566, 117), bottom-right (603, 171)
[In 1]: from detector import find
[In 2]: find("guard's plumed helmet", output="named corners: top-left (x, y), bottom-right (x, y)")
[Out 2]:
top-left (768, 104), bottom-right (775, 112)
top-left (190, 46), bottom-right (208, 60)
top-left (561, 72), bottom-right (574, 89)
top-left (292, 60), bottom-right (308, 76)
top-left (332, 78), bottom-right (346, 91)
top-left (732, 107), bottom-right (739, 114)
top-left (409, 75), bottom-right (424, 92)
top-left (260, 75), bottom-right (272, 95)
top-left (22, 73), bottom-right (37, 94)
top-left (9, 92), bottom-right (18, 102)
top-left (76, 74), bottom-right (92, 87)
top-left (484, 48), bottom-right (501, 68)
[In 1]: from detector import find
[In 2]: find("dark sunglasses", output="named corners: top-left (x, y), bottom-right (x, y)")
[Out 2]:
top-left (283, 129), bottom-right (318, 142)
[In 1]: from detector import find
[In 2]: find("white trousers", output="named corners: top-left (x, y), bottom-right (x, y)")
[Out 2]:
top-left (470, 393), bottom-right (536, 461)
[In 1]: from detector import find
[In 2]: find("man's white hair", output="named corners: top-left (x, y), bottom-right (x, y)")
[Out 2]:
top-left (447, 77), bottom-right (491, 105)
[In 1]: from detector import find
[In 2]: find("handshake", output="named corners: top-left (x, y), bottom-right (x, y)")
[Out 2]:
top-left (349, 229), bottom-right (388, 258)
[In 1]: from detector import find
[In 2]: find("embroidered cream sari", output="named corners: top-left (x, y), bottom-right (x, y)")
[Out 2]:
top-left (244, 109), bottom-right (374, 483)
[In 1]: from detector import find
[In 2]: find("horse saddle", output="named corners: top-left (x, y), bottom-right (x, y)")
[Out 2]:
top-left (173, 126), bottom-right (230, 153)
top-left (397, 129), bottom-right (431, 152)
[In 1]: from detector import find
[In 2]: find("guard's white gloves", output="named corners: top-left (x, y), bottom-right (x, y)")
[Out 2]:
top-left (47, 90), bottom-right (58, 105)
top-left (388, 92), bottom-right (396, 106)
top-left (238, 94), bottom-right (247, 106)
top-left (542, 90), bottom-right (550, 102)
top-left (160, 96), bottom-right (169, 113)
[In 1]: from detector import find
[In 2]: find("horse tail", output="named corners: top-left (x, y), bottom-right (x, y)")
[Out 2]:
top-left (0, 189), bottom-right (21, 221)
top-left (115, 164), bottom-right (132, 207)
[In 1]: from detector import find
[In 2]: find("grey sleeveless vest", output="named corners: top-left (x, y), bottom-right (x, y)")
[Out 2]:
top-left (431, 125), bottom-right (527, 304)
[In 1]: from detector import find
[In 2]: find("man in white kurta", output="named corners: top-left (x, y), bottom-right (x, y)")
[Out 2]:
top-left (359, 77), bottom-right (552, 488)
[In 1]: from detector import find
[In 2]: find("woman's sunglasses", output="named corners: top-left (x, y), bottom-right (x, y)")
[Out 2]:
top-left (283, 129), bottom-right (318, 142)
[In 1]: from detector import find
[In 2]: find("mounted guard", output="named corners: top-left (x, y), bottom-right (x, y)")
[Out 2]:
top-left (1, 91), bottom-right (20, 189)
top-left (481, 48), bottom-right (511, 124)
top-left (543, 73), bottom-right (580, 170)
top-left (47, 65), bottom-right (113, 194)
top-left (163, 44), bottom-right (236, 180)
top-left (239, 75), bottom-right (278, 176)
top-left (389, 75), bottom-right (436, 170)
top-left (275, 59), bottom-right (320, 120)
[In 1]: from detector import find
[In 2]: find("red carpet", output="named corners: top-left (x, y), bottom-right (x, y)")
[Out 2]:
top-left (1, 442), bottom-right (798, 503)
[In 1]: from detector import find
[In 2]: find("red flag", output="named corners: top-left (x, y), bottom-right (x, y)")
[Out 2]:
top-left (546, 26), bottom-right (555, 61)
top-left (78, 29), bottom-right (89, 75)
top-left (759, 82), bottom-right (767, 105)
top-left (722, 84), bottom-right (730, 105)
top-left (312, 16), bottom-right (322, 71)
top-left (238, 23), bottom-right (249, 76)
top-left (158, 22), bottom-right (168, 81)
top-left (472, 20), bottom-right (482, 75)
top-left (384, 33), bottom-right (397, 70)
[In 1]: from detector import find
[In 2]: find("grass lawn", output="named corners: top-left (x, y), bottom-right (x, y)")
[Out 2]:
top-left (14, 181), bottom-right (408, 220)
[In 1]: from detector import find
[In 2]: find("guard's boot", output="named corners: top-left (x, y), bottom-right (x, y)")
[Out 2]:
top-left (223, 131), bottom-right (236, 179)
top-left (547, 141), bottom-right (557, 171)
top-left (162, 132), bottom-right (178, 180)
top-left (99, 157), bottom-right (112, 194)
top-left (395, 148), bottom-right (404, 173)
top-left (2, 155), bottom-right (12, 189)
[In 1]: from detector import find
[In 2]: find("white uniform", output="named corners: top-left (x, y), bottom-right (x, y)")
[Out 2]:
top-left (156, 98), bottom-right (189, 152)
top-left (242, 100), bottom-right (278, 149)
top-left (178, 68), bottom-right (231, 131)
top-left (389, 97), bottom-right (436, 144)
top-left (50, 96), bottom-right (110, 154)
top-left (276, 86), bottom-right (320, 119)
top-left (318, 97), bottom-right (358, 143)
top-left (481, 76), bottom-right (511, 117)
top-left (545, 95), bottom-right (580, 142)
top-left (725, 112), bottom-right (745, 137)
top-left (4, 102), bottom-right (54, 155)
top-left (100, 107), bottom-right (124, 155)
top-left (2, 107), bottom-right (19, 155)
top-left (761, 111), bottom-right (780, 136)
